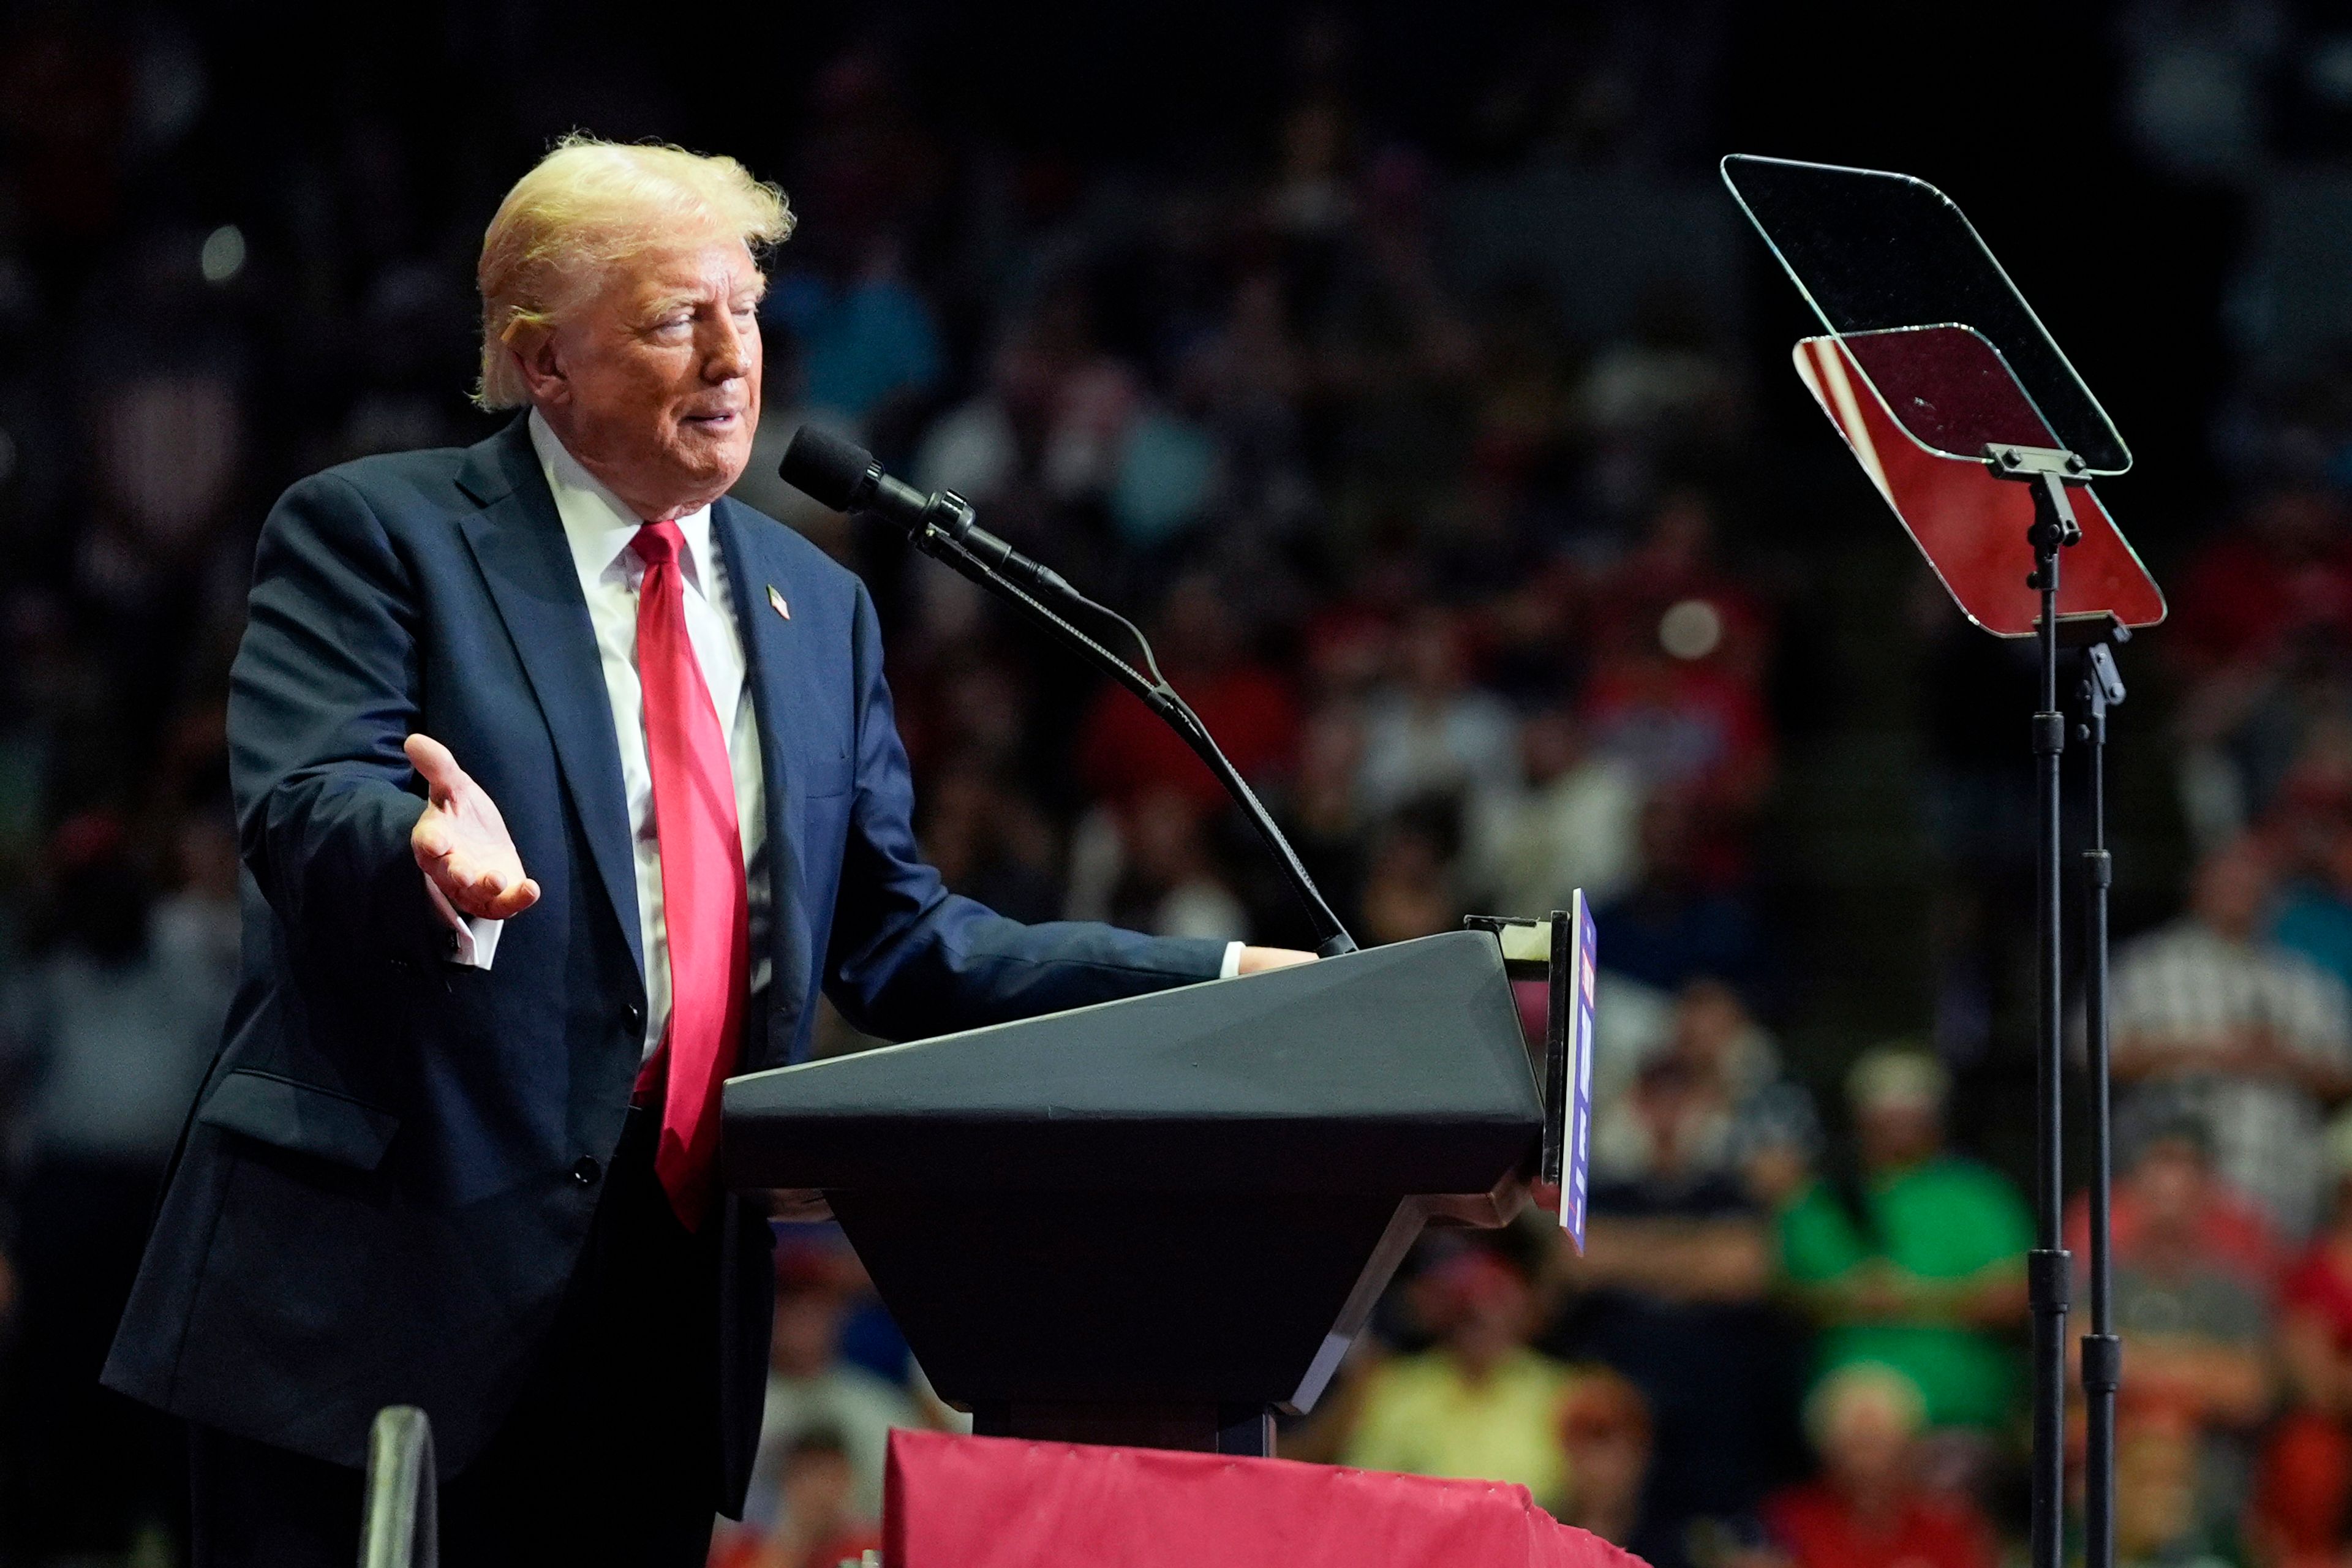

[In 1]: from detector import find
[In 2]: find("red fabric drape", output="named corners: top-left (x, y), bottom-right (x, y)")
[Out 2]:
top-left (883, 1428), bottom-right (1649, 1568)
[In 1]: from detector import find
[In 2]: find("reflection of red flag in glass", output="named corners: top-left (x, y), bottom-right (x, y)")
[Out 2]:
top-left (1793, 328), bottom-right (2165, 638)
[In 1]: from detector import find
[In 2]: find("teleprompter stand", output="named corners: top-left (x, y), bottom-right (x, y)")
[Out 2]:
top-left (1725, 156), bottom-right (2167, 1568)
top-left (1991, 445), bottom-right (2092, 1568)
top-left (1986, 451), bottom-right (2133, 1568)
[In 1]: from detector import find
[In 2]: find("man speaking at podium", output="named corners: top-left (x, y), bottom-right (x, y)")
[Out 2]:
top-left (102, 137), bottom-right (1307, 1566)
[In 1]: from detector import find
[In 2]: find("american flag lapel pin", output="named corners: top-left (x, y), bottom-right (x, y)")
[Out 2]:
top-left (767, 584), bottom-right (790, 621)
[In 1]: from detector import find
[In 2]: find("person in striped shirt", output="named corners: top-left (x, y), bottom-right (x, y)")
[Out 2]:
top-left (2111, 838), bottom-right (2352, 1240)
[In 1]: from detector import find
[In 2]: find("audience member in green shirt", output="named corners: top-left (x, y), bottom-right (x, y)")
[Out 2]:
top-left (1777, 1046), bottom-right (2034, 1432)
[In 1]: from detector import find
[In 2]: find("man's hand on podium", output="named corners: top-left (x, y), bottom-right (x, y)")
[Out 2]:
top-left (406, 734), bottom-right (541, 920)
top-left (1236, 947), bottom-right (1316, 975)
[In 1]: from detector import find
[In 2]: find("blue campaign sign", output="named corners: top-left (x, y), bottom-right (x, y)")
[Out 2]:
top-left (1562, 891), bottom-right (1598, 1250)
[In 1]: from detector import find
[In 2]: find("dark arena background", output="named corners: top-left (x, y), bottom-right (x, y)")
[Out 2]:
top-left (2, 1), bottom-right (2347, 1564)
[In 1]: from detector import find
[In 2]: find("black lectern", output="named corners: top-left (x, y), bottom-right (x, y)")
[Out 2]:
top-left (722, 929), bottom-right (1543, 1457)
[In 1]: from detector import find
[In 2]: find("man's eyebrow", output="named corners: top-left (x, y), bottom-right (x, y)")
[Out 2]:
top-left (628, 272), bottom-right (765, 323)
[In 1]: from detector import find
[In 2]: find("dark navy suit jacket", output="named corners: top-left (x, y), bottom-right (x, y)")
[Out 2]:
top-left (102, 415), bottom-right (1224, 1507)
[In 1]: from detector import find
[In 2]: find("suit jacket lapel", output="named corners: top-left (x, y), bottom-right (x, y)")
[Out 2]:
top-left (453, 418), bottom-right (645, 988)
top-left (712, 497), bottom-right (810, 1065)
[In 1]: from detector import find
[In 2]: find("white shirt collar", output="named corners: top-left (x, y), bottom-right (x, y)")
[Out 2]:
top-left (526, 408), bottom-right (715, 598)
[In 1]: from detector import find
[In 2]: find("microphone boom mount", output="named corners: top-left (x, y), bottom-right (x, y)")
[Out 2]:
top-left (781, 426), bottom-right (1358, 958)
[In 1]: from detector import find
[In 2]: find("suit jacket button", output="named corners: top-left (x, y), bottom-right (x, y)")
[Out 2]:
top-left (570, 1156), bottom-right (601, 1188)
top-left (624, 1003), bottom-right (644, 1030)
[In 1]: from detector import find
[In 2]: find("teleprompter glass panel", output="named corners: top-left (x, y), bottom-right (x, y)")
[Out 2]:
top-left (1722, 154), bottom-right (2130, 475)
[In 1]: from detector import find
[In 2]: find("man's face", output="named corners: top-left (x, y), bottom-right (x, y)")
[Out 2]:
top-left (524, 236), bottom-right (764, 519)
top-left (2133, 1137), bottom-right (2209, 1232)
top-left (1857, 1098), bottom-right (1942, 1170)
top-left (2193, 845), bottom-right (2270, 942)
top-left (1820, 1385), bottom-right (1913, 1494)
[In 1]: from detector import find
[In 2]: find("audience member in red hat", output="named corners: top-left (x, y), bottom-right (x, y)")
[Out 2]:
top-left (1559, 1369), bottom-right (1695, 1568)
top-left (734, 1244), bottom-right (924, 1535)
top-left (1330, 1241), bottom-right (1577, 1510)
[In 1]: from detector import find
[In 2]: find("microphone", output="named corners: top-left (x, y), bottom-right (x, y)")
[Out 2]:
top-left (780, 426), bottom-right (1072, 599)
top-left (778, 424), bottom-right (1359, 955)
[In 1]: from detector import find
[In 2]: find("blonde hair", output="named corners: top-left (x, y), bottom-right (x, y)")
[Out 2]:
top-left (475, 134), bottom-right (794, 409)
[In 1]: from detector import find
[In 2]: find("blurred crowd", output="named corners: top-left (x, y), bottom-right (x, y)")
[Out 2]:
top-left (12, 2), bottom-right (2352, 1567)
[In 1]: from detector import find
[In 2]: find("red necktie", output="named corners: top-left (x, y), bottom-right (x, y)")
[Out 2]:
top-left (631, 520), bottom-right (750, 1228)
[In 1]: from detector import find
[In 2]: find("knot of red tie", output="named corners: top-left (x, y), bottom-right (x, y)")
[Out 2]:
top-left (633, 519), bottom-right (685, 570)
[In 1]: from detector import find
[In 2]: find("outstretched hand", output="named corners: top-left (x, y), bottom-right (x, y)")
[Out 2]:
top-left (407, 734), bottom-right (540, 920)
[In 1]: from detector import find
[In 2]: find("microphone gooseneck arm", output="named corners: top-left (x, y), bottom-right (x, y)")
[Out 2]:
top-left (785, 428), bottom-right (1357, 957)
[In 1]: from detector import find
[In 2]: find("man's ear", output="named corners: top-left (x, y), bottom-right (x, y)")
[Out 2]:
top-left (510, 323), bottom-right (569, 409)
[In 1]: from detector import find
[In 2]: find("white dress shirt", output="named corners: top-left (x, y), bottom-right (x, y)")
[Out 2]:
top-left (432, 412), bottom-right (772, 1058)
top-left (429, 413), bottom-right (1241, 1046)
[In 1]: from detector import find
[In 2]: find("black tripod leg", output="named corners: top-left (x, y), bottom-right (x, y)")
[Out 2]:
top-left (2026, 482), bottom-right (2073, 1568)
top-left (2079, 647), bottom-right (2123, 1568)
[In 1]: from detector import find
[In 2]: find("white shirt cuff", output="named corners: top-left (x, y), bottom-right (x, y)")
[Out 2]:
top-left (423, 875), bottom-right (504, 970)
top-left (1219, 941), bottom-right (1245, 980)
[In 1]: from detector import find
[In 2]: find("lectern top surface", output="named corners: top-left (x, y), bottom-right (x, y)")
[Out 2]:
top-left (721, 930), bottom-right (1544, 1194)
top-left (1722, 154), bottom-right (2129, 477)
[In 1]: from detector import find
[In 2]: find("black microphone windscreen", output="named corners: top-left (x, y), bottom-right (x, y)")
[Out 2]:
top-left (780, 426), bottom-right (875, 511)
